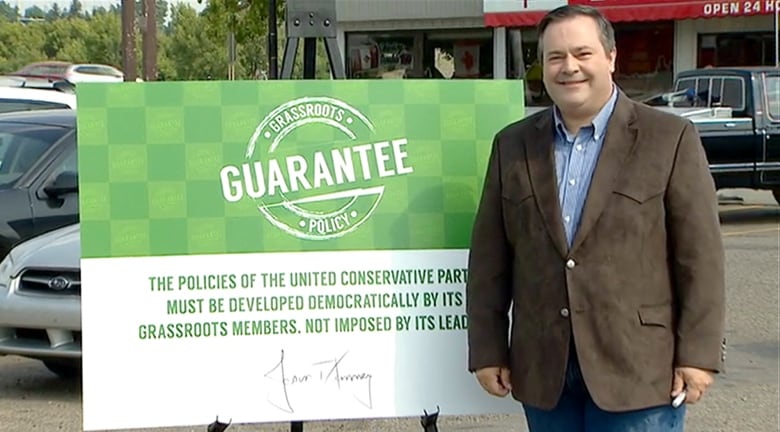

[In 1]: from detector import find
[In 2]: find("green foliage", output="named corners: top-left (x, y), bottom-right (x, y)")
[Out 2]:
top-left (0, 0), bottom-right (335, 81)
top-left (165, 3), bottom-right (228, 80)
top-left (46, 4), bottom-right (64, 21)
top-left (0, 20), bottom-right (46, 71)
top-left (0, 1), bottom-right (19, 21)
top-left (24, 6), bottom-right (45, 19)
top-left (67, 0), bottom-right (83, 18)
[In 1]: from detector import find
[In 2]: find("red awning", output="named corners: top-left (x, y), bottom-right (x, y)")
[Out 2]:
top-left (485, 11), bottom-right (549, 26)
top-left (485, 0), bottom-right (779, 26)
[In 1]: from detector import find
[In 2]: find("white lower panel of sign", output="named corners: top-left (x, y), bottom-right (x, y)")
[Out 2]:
top-left (81, 249), bottom-right (518, 431)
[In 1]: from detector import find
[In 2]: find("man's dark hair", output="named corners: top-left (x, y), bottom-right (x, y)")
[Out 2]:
top-left (536, 5), bottom-right (616, 62)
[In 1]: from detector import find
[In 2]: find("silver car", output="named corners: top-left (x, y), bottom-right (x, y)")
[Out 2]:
top-left (0, 223), bottom-right (80, 378)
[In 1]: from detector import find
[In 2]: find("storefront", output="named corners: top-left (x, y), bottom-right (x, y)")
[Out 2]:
top-left (343, 28), bottom-right (494, 79)
top-left (333, 0), bottom-right (777, 102)
top-left (675, 14), bottom-right (777, 72)
top-left (335, 0), bottom-right (499, 80)
top-left (484, 0), bottom-right (779, 102)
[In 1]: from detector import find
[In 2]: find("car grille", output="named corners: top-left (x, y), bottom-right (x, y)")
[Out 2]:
top-left (17, 269), bottom-right (81, 296)
top-left (15, 328), bottom-right (82, 344)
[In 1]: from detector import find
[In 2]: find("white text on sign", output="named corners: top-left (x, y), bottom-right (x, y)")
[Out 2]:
top-left (703, 0), bottom-right (780, 16)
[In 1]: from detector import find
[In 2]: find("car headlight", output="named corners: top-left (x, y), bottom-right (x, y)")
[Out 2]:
top-left (0, 254), bottom-right (14, 285)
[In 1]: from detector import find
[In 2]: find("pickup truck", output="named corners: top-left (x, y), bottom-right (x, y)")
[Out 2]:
top-left (648, 67), bottom-right (780, 204)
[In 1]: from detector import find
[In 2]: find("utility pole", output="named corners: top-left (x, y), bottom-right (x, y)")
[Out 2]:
top-left (268, 0), bottom-right (278, 79)
top-left (142, 0), bottom-right (157, 81)
top-left (121, 0), bottom-right (137, 81)
top-left (228, 29), bottom-right (236, 80)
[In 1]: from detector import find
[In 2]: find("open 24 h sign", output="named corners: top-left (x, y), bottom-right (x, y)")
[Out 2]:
top-left (76, 79), bottom-right (524, 430)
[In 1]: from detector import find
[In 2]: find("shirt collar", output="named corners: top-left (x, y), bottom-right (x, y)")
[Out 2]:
top-left (553, 85), bottom-right (618, 141)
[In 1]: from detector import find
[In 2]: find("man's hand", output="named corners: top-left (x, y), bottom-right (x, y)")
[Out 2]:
top-left (475, 366), bottom-right (512, 397)
top-left (671, 366), bottom-right (714, 404)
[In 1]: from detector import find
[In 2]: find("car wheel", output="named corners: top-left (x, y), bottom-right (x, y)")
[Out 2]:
top-left (773, 189), bottom-right (780, 206)
top-left (43, 359), bottom-right (81, 379)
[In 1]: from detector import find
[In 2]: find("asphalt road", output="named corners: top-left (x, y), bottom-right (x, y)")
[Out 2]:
top-left (0, 189), bottom-right (777, 432)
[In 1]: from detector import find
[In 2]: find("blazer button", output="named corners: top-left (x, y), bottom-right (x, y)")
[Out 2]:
top-left (566, 259), bottom-right (576, 269)
top-left (560, 307), bottom-right (570, 318)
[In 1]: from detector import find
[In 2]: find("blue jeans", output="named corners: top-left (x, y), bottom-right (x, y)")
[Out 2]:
top-left (523, 347), bottom-right (686, 432)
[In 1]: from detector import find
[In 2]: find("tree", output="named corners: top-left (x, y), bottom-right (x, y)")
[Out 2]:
top-left (200, 0), bottom-right (331, 79)
top-left (83, 10), bottom-right (122, 67)
top-left (0, 0), bottom-right (337, 81)
top-left (24, 6), bottom-right (45, 19)
top-left (47, 3), bottom-right (63, 21)
top-left (91, 5), bottom-right (108, 15)
top-left (165, 4), bottom-right (226, 80)
top-left (0, 21), bottom-right (46, 72)
top-left (155, 0), bottom-right (168, 30)
top-left (42, 17), bottom-right (90, 60)
top-left (133, 0), bottom-right (168, 30)
top-left (67, 0), bottom-right (83, 18)
top-left (0, 0), bottom-right (19, 21)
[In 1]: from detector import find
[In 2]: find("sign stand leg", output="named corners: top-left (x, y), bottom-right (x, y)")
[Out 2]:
top-left (275, 2), bottom-right (342, 430)
top-left (276, 0), bottom-right (345, 425)
top-left (279, 0), bottom-right (345, 80)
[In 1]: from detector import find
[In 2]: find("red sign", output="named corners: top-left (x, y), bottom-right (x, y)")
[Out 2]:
top-left (485, 0), bottom-right (780, 25)
top-left (703, 0), bottom-right (780, 15)
top-left (572, 0), bottom-right (780, 17)
top-left (484, 11), bottom-right (548, 25)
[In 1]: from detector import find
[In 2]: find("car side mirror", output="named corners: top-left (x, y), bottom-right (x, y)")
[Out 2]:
top-left (44, 171), bottom-right (78, 198)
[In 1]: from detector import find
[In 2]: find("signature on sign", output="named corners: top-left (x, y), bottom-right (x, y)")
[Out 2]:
top-left (263, 349), bottom-right (374, 413)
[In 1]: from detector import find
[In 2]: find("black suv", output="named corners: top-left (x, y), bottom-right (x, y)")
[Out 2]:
top-left (0, 109), bottom-right (78, 259)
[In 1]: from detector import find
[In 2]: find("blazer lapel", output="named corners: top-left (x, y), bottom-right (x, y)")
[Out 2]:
top-left (526, 109), bottom-right (568, 259)
top-left (569, 93), bottom-right (639, 253)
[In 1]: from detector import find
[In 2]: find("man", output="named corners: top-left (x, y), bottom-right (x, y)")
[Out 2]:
top-left (466, 5), bottom-right (726, 432)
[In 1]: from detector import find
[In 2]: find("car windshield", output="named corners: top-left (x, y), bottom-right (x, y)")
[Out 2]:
top-left (0, 99), bottom-right (72, 114)
top-left (18, 63), bottom-right (70, 77)
top-left (0, 122), bottom-right (70, 188)
top-left (74, 65), bottom-right (123, 78)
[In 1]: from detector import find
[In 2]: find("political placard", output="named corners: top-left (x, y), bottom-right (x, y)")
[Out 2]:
top-left (77, 79), bottom-right (525, 431)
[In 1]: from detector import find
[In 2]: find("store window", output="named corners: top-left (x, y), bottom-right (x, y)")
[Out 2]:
top-left (506, 28), bottom-right (543, 104)
top-left (698, 33), bottom-right (775, 68)
top-left (345, 29), bottom-right (494, 79)
top-left (423, 30), bottom-right (493, 79)
top-left (346, 33), bottom-right (415, 79)
top-left (507, 21), bottom-right (674, 105)
top-left (613, 21), bottom-right (674, 100)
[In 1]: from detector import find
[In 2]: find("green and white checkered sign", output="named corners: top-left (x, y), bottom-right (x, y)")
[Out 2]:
top-left (77, 80), bottom-right (525, 258)
top-left (77, 80), bottom-right (526, 431)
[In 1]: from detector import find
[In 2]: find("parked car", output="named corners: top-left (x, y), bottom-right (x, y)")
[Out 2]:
top-left (0, 223), bottom-right (81, 378)
top-left (0, 86), bottom-right (76, 113)
top-left (9, 61), bottom-right (124, 84)
top-left (0, 109), bottom-right (78, 260)
top-left (650, 67), bottom-right (780, 204)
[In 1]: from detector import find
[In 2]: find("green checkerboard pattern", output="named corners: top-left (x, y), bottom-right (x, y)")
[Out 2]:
top-left (76, 80), bottom-right (525, 258)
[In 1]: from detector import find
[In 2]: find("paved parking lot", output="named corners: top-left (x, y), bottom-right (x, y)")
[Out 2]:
top-left (0, 189), bottom-right (777, 432)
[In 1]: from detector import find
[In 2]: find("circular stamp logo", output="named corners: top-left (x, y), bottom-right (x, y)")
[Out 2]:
top-left (220, 96), bottom-right (413, 240)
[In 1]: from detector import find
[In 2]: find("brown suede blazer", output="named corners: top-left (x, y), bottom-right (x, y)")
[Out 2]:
top-left (466, 91), bottom-right (726, 412)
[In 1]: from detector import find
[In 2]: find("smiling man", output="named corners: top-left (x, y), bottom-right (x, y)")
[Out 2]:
top-left (466, 5), bottom-right (726, 432)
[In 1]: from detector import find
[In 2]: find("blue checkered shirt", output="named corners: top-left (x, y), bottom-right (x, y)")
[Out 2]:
top-left (552, 88), bottom-right (618, 246)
